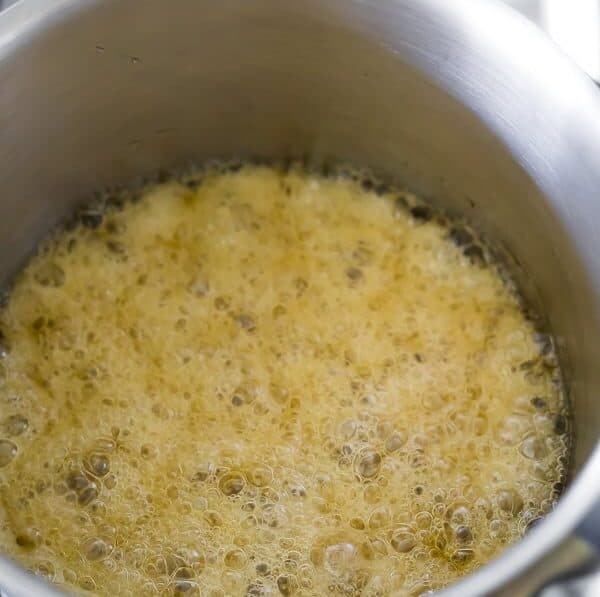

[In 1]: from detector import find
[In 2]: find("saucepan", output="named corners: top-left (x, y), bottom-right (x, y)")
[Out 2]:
top-left (1, 0), bottom-right (600, 595)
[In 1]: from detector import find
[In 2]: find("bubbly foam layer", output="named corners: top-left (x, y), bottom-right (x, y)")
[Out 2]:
top-left (0, 165), bottom-right (568, 596)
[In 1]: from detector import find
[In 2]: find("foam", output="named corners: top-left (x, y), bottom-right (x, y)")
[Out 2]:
top-left (0, 165), bottom-right (569, 595)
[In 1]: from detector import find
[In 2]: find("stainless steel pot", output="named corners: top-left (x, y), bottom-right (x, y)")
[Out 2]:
top-left (1, 0), bottom-right (600, 595)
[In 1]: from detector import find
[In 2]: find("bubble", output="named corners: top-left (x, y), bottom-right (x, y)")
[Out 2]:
top-left (368, 507), bottom-right (390, 530)
top-left (411, 205), bottom-right (432, 221)
top-left (78, 483), bottom-right (99, 506)
top-left (497, 489), bottom-right (524, 515)
top-left (363, 485), bottom-right (381, 504)
top-left (34, 262), bottom-right (65, 287)
top-left (80, 210), bottom-right (104, 229)
top-left (464, 244), bottom-right (485, 265)
top-left (449, 227), bottom-right (473, 247)
top-left (277, 574), bottom-right (298, 595)
top-left (106, 240), bottom-right (126, 255)
top-left (34, 560), bottom-right (56, 581)
top-left (188, 277), bottom-right (210, 298)
top-left (214, 296), bottom-right (230, 311)
top-left (141, 443), bottom-right (158, 459)
top-left (260, 503), bottom-right (287, 528)
top-left (66, 470), bottom-right (90, 492)
top-left (449, 506), bottom-right (471, 527)
top-left (391, 529), bottom-right (416, 553)
top-left (272, 305), bottom-right (287, 318)
top-left (89, 499), bottom-right (106, 516)
top-left (346, 267), bottom-right (363, 282)
top-left (236, 384), bottom-right (260, 406)
top-left (173, 579), bottom-right (199, 594)
top-left (519, 436), bottom-right (546, 460)
top-left (350, 517), bottom-right (365, 531)
top-left (175, 566), bottom-right (195, 580)
top-left (246, 582), bottom-right (269, 596)
top-left (355, 449), bottom-right (381, 479)
top-left (356, 541), bottom-right (381, 566)
top-left (385, 431), bottom-right (406, 453)
top-left (219, 472), bottom-right (246, 496)
top-left (533, 413), bottom-right (555, 435)
top-left (0, 439), bottom-right (17, 467)
top-left (451, 548), bottom-right (474, 564)
top-left (261, 486), bottom-right (280, 503)
top-left (455, 526), bottom-right (473, 543)
top-left (324, 543), bottom-right (359, 582)
top-left (361, 394), bottom-right (376, 407)
top-left (82, 537), bottom-right (114, 561)
top-left (0, 329), bottom-right (8, 360)
top-left (473, 415), bottom-right (488, 436)
top-left (3, 415), bottom-right (28, 437)
top-left (62, 568), bottom-right (77, 585)
top-left (104, 474), bottom-right (117, 490)
top-left (176, 548), bottom-right (205, 572)
top-left (85, 453), bottom-right (110, 477)
top-left (94, 437), bottom-right (117, 453)
top-left (224, 548), bottom-right (246, 569)
top-left (340, 420), bottom-right (357, 439)
top-left (415, 512), bottom-right (432, 530)
top-left (531, 397), bottom-right (547, 410)
top-left (241, 501), bottom-right (256, 513)
top-left (246, 468), bottom-right (271, 489)
top-left (341, 444), bottom-right (353, 457)
top-left (364, 574), bottom-right (386, 596)
top-left (236, 314), bottom-right (256, 332)
top-left (498, 414), bottom-right (529, 446)
top-left (79, 576), bottom-right (97, 591)
top-left (289, 484), bottom-right (306, 498)
top-left (192, 463), bottom-right (214, 483)
top-left (256, 562), bottom-right (270, 576)
top-left (241, 516), bottom-right (258, 529)
top-left (375, 421), bottom-right (393, 439)
top-left (204, 510), bottom-right (223, 527)
top-left (15, 527), bottom-right (42, 550)
top-left (553, 414), bottom-right (568, 435)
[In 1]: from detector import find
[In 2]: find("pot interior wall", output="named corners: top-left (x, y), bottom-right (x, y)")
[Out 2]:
top-left (0, 0), bottom-right (599, 478)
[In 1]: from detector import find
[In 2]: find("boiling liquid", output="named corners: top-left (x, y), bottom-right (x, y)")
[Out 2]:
top-left (0, 165), bottom-right (569, 596)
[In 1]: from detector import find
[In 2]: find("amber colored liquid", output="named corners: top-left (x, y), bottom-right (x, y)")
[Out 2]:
top-left (0, 165), bottom-right (568, 596)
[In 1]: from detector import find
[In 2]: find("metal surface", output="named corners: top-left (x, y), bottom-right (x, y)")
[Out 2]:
top-left (503, 0), bottom-right (600, 82)
top-left (1, 0), bottom-right (600, 595)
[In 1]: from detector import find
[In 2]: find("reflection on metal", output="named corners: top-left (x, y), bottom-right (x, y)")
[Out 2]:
top-left (504, 0), bottom-right (600, 81)
top-left (542, 0), bottom-right (600, 81)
